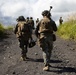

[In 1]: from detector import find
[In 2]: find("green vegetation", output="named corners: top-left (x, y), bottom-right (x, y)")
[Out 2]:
top-left (57, 14), bottom-right (76, 40)
top-left (0, 23), bottom-right (5, 37)
top-left (0, 23), bottom-right (13, 38)
top-left (5, 26), bottom-right (13, 30)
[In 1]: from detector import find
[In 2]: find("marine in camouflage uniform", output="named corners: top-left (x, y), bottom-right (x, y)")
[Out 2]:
top-left (59, 17), bottom-right (63, 25)
top-left (26, 17), bottom-right (29, 24)
top-left (26, 17), bottom-right (32, 34)
top-left (29, 17), bottom-right (35, 30)
top-left (14, 16), bottom-right (31, 61)
top-left (35, 10), bottom-right (57, 71)
top-left (27, 17), bottom-right (35, 40)
top-left (36, 18), bottom-right (39, 24)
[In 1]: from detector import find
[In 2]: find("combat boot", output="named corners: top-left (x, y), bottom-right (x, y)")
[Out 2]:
top-left (20, 56), bottom-right (26, 61)
top-left (21, 54), bottom-right (29, 61)
top-left (43, 65), bottom-right (49, 71)
top-left (24, 54), bottom-right (29, 59)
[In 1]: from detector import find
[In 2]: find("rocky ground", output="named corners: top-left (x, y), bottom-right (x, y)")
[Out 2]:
top-left (0, 30), bottom-right (76, 75)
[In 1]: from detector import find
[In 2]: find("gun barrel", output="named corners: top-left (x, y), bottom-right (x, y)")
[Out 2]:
top-left (49, 6), bottom-right (53, 12)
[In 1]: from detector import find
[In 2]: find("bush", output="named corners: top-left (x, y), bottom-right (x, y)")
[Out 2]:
top-left (0, 24), bottom-right (5, 37)
top-left (57, 13), bottom-right (76, 40)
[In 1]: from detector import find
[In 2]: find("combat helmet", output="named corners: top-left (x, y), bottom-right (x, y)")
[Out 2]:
top-left (16, 16), bottom-right (25, 21)
top-left (30, 17), bottom-right (33, 19)
top-left (27, 17), bottom-right (29, 20)
top-left (42, 10), bottom-right (51, 17)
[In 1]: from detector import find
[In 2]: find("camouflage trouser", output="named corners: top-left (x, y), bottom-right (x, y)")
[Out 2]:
top-left (39, 34), bottom-right (53, 66)
top-left (18, 38), bottom-right (29, 57)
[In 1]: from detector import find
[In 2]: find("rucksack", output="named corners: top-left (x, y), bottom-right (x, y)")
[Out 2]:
top-left (39, 17), bottom-right (53, 33)
top-left (16, 22), bottom-right (31, 38)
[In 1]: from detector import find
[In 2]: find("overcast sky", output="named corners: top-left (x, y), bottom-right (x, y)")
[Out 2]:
top-left (0, 0), bottom-right (76, 26)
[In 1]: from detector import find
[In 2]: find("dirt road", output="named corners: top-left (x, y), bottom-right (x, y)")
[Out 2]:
top-left (0, 30), bottom-right (76, 75)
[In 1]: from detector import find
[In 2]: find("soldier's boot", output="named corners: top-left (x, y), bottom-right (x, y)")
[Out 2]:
top-left (48, 64), bottom-right (52, 67)
top-left (20, 53), bottom-right (28, 61)
top-left (21, 56), bottom-right (28, 61)
top-left (20, 56), bottom-right (25, 61)
top-left (43, 64), bottom-right (50, 71)
top-left (43, 65), bottom-right (49, 71)
top-left (24, 54), bottom-right (29, 59)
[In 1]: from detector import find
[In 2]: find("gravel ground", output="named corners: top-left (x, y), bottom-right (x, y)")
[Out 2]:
top-left (0, 30), bottom-right (76, 75)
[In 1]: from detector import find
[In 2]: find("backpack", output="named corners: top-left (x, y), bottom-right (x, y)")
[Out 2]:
top-left (16, 22), bottom-right (31, 38)
top-left (39, 17), bottom-right (53, 33)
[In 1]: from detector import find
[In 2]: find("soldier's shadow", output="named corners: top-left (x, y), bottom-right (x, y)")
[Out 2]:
top-left (34, 59), bottom-right (62, 63)
top-left (27, 58), bottom-right (76, 74)
top-left (27, 58), bottom-right (62, 63)
top-left (48, 66), bottom-right (76, 74)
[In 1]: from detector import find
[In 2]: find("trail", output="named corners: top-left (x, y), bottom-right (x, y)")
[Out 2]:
top-left (0, 30), bottom-right (76, 75)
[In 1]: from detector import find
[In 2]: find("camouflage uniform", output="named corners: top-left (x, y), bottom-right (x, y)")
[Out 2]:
top-left (26, 17), bottom-right (29, 24)
top-left (36, 18), bottom-right (39, 24)
top-left (29, 17), bottom-right (35, 30)
top-left (26, 17), bottom-right (35, 40)
top-left (35, 10), bottom-right (57, 70)
top-left (59, 17), bottom-right (63, 25)
top-left (14, 16), bottom-right (31, 60)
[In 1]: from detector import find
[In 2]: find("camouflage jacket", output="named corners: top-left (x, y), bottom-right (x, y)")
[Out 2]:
top-left (35, 17), bottom-right (57, 38)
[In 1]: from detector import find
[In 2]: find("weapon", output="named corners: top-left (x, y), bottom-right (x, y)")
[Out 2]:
top-left (47, 6), bottom-right (53, 17)
top-left (49, 6), bottom-right (53, 12)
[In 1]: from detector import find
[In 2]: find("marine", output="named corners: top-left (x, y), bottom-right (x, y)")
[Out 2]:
top-left (29, 17), bottom-right (35, 30)
top-left (26, 17), bottom-right (29, 24)
top-left (14, 16), bottom-right (31, 61)
top-left (59, 17), bottom-right (63, 25)
top-left (35, 10), bottom-right (57, 71)
top-left (36, 18), bottom-right (39, 24)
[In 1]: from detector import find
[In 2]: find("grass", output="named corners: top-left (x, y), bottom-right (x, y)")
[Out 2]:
top-left (0, 23), bottom-right (13, 38)
top-left (57, 13), bottom-right (76, 40)
top-left (0, 23), bottom-right (5, 37)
